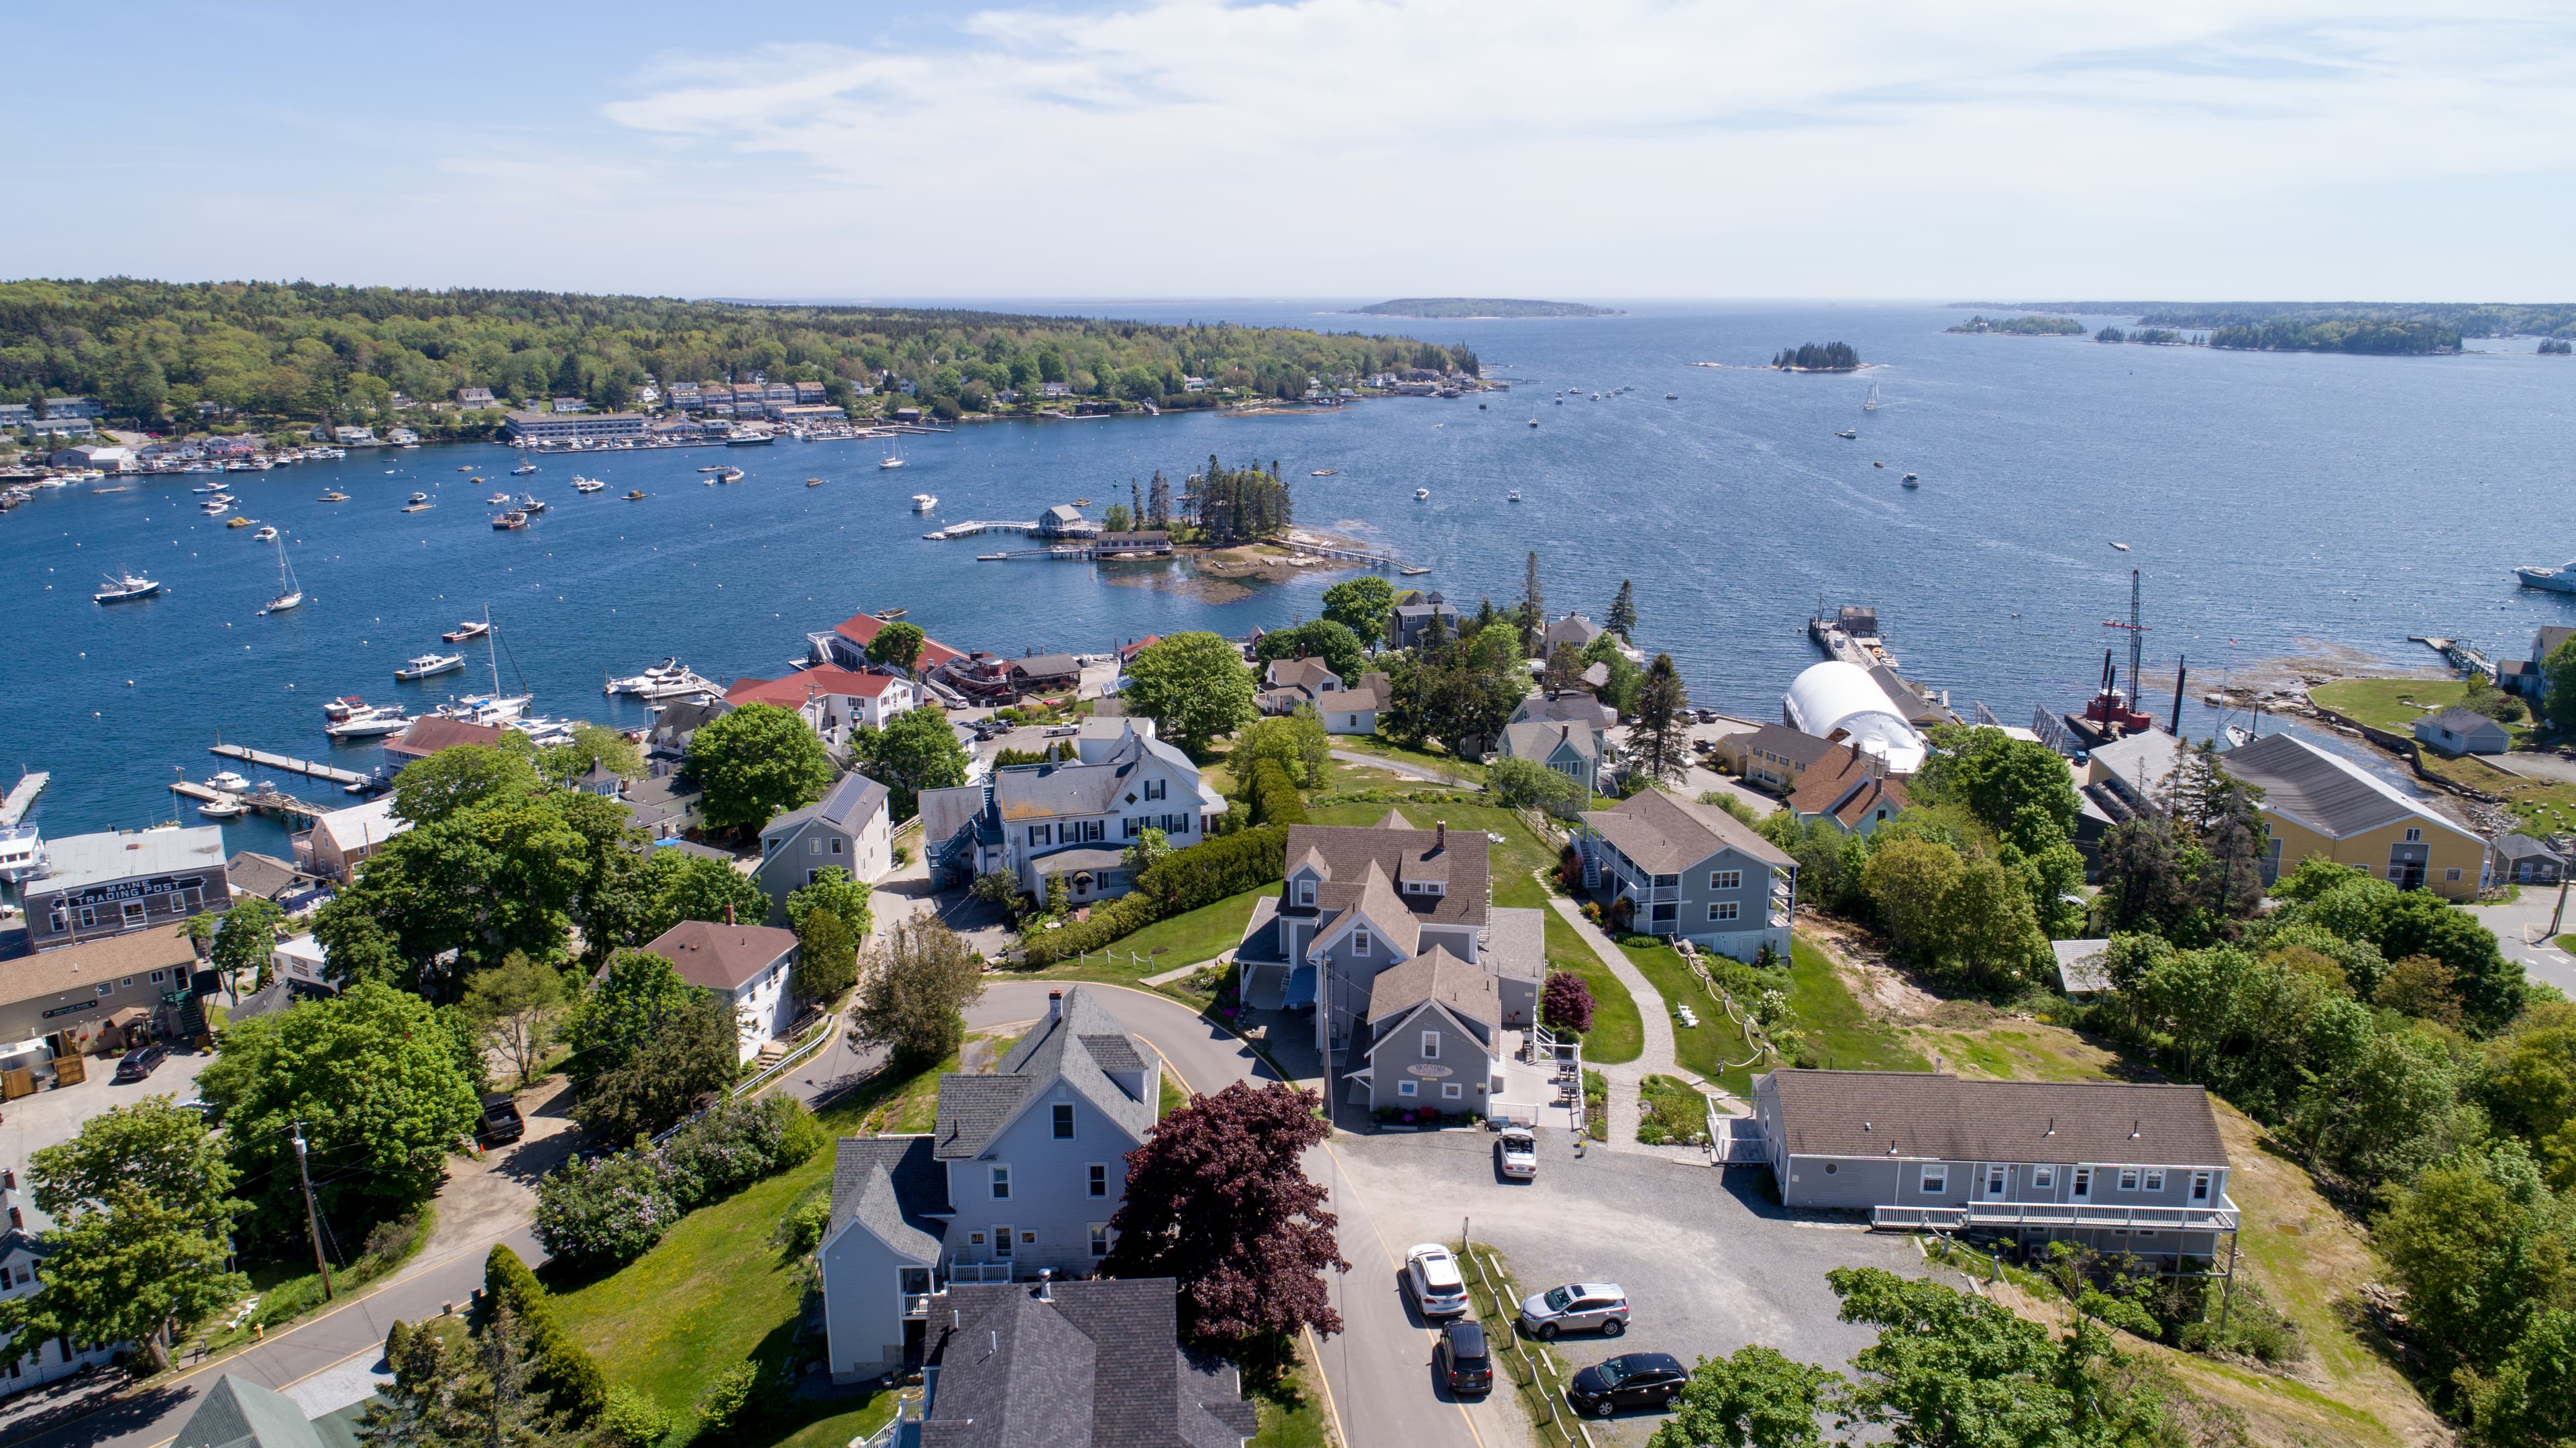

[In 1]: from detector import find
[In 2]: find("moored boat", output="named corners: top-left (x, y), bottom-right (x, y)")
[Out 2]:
top-left (95, 571), bottom-right (162, 604)
top-left (2516, 560), bottom-right (2576, 594)
top-left (396, 652), bottom-right (466, 682)
top-left (443, 620), bottom-right (490, 643)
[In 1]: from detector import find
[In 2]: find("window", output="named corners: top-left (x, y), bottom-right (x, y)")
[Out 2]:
top-left (2446, 867), bottom-right (2463, 882)
top-left (830, 837), bottom-right (843, 855)
top-left (1710, 902), bottom-right (1739, 922)
top-left (120, 902), bottom-right (146, 926)
top-left (1354, 928), bottom-right (1372, 956)
top-left (77, 904), bottom-right (96, 929)
top-left (1297, 879), bottom-right (1316, 907)
top-left (2191, 1171), bottom-right (2211, 1202)
top-left (1920, 1166), bottom-right (1947, 1194)
top-left (808, 837), bottom-right (821, 855)
top-left (969, 1231), bottom-right (987, 1247)
top-left (2143, 1169), bottom-right (2165, 1192)
top-left (1028, 824), bottom-right (1049, 846)
top-left (2073, 1168), bottom-right (2092, 1198)
top-left (95, 983), bottom-right (113, 997)
top-left (1650, 902), bottom-right (1677, 924)
top-left (1709, 869), bottom-right (1741, 890)
top-left (1398, 1079), bottom-right (1418, 1097)
top-left (990, 1166), bottom-right (1010, 1200)
top-left (1053, 1104), bottom-right (1075, 1139)
top-left (1145, 779), bottom-right (1166, 800)
top-left (2118, 1168), bottom-right (2139, 1191)
top-left (2405, 827), bottom-right (2422, 843)
top-left (1090, 1225), bottom-right (1112, 1257)
top-left (993, 1227), bottom-right (1014, 1259)
top-left (2033, 1166), bottom-right (2054, 1189)
top-left (119, 977), bottom-right (131, 988)
top-left (1089, 1163), bottom-right (1109, 1198)
top-left (1441, 1082), bottom-right (1463, 1100)
top-left (47, 907), bottom-right (64, 932)
top-left (1124, 817), bottom-right (1141, 838)
top-left (901, 1267), bottom-right (932, 1297)
top-left (1421, 1030), bottom-right (1440, 1059)
top-left (1021, 1231), bottom-right (1035, 1245)
top-left (149, 970), bottom-right (164, 984)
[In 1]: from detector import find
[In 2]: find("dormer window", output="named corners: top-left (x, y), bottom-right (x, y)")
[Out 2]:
top-left (1297, 878), bottom-right (1316, 907)
top-left (1401, 880), bottom-right (1446, 896)
top-left (1353, 928), bottom-right (1372, 955)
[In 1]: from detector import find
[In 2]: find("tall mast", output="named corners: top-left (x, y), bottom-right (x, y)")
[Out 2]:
top-left (485, 605), bottom-right (503, 696)
top-left (2128, 570), bottom-right (2144, 709)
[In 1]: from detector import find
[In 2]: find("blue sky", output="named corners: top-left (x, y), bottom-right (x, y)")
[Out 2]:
top-left (11, 1), bottom-right (2574, 300)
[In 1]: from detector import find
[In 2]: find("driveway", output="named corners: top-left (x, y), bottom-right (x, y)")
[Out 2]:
top-left (1324, 1131), bottom-right (1928, 1445)
top-left (0, 1047), bottom-right (217, 1230)
top-left (2467, 886), bottom-right (2576, 995)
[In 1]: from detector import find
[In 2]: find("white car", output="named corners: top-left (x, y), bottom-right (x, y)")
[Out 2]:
top-left (1498, 1129), bottom-right (1539, 1180)
top-left (1405, 1243), bottom-right (1471, 1319)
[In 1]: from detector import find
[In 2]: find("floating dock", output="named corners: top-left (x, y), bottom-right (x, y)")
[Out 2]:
top-left (169, 780), bottom-right (331, 823)
top-left (923, 519), bottom-right (1040, 541)
top-left (0, 771), bottom-right (46, 829)
top-left (209, 743), bottom-right (375, 788)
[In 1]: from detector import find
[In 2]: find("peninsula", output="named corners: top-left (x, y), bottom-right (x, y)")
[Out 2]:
top-left (1348, 297), bottom-right (1621, 319)
top-left (1947, 313), bottom-right (2084, 336)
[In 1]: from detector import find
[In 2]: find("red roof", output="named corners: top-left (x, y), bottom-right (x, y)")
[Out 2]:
top-left (382, 715), bottom-right (509, 760)
top-left (725, 666), bottom-right (909, 707)
top-left (833, 612), bottom-right (964, 668)
top-left (645, 918), bottom-right (798, 992)
top-left (1118, 634), bottom-right (1162, 664)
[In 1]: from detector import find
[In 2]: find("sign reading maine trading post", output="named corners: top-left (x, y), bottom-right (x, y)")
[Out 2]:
top-left (60, 872), bottom-right (213, 910)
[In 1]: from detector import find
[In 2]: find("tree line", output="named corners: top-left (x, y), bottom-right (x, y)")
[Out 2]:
top-left (1772, 341), bottom-right (1862, 370)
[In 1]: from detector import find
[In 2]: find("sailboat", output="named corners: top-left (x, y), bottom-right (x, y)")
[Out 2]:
top-left (878, 444), bottom-right (906, 471)
top-left (260, 535), bottom-right (303, 614)
top-left (436, 607), bottom-right (532, 724)
top-left (1862, 382), bottom-right (1880, 413)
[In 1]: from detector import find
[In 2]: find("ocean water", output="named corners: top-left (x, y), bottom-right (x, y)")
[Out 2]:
top-left (5, 300), bottom-right (2571, 859)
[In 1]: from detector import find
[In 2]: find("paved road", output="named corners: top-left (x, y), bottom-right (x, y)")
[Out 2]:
top-left (2468, 884), bottom-right (2576, 994)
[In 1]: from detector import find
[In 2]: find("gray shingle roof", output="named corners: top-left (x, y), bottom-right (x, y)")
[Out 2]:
top-left (1484, 906), bottom-right (1546, 984)
top-left (2497, 833), bottom-right (2566, 863)
top-left (1764, 1069), bottom-right (2227, 1168)
top-left (831, 1136), bottom-right (951, 1263)
top-left (1580, 789), bottom-right (1794, 873)
top-left (924, 1279), bottom-right (1254, 1448)
top-left (767, 770), bottom-right (891, 835)
top-left (2224, 732), bottom-right (2477, 843)
top-left (173, 1374), bottom-right (357, 1448)
top-left (1503, 720), bottom-right (1597, 764)
top-left (1279, 821), bottom-right (1489, 933)
top-left (935, 986), bottom-right (1156, 1159)
top-left (1364, 946), bottom-right (1498, 1028)
top-left (1511, 694), bottom-right (1616, 731)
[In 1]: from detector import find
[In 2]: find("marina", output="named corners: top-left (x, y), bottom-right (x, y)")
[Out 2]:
top-left (207, 743), bottom-right (380, 790)
top-left (0, 770), bottom-right (48, 829)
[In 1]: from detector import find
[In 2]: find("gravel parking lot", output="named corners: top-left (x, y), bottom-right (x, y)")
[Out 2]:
top-left (0, 1047), bottom-right (217, 1230)
top-left (1327, 1127), bottom-right (1929, 1443)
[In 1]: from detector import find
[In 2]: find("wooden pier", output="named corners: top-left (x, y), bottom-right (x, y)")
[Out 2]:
top-left (0, 770), bottom-right (46, 829)
top-left (209, 743), bottom-right (376, 788)
top-left (1277, 537), bottom-right (1428, 574)
top-left (922, 519), bottom-right (1040, 541)
top-left (169, 780), bottom-right (331, 823)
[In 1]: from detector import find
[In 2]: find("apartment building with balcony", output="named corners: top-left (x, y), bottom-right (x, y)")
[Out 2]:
top-left (1572, 789), bottom-right (1793, 964)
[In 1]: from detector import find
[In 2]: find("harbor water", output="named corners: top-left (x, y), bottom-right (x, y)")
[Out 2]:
top-left (3, 299), bottom-right (2571, 856)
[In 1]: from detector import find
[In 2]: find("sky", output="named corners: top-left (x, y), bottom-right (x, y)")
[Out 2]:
top-left (10, 0), bottom-right (2575, 301)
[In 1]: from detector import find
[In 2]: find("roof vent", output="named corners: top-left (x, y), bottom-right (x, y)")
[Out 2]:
top-left (1037, 1269), bottom-right (1053, 1302)
top-left (1862, 1121), bottom-right (1870, 1131)
top-left (2131, 1119), bottom-right (2141, 1139)
top-left (2045, 1118), bottom-right (2055, 1137)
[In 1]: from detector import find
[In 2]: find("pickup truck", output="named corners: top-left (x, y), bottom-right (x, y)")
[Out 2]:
top-left (478, 1093), bottom-right (525, 1146)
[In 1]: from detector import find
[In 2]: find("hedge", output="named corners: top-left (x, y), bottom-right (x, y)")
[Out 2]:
top-left (1019, 824), bottom-right (1289, 966)
top-left (532, 1095), bottom-right (823, 1270)
top-left (486, 1244), bottom-right (608, 1423)
top-left (1246, 758), bottom-right (1307, 827)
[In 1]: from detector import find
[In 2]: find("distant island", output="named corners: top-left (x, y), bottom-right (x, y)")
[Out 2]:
top-left (1349, 298), bottom-right (1621, 319)
top-left (1772, 342), bottom-right (1862, 372)
top-left (1955, 301), bottom-right (2576, 356)
top-left (1947, 313), bottom-right (2083, 336)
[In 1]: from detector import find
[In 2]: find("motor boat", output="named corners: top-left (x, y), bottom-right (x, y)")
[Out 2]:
top-left (1414, 488), bottom-right (1430, 501)
top-left (513, 461), bottom-right (537, 476)
top-left (443, 619), bottom-right (490, 643)
top-left (492, 510), bottom-right (529, 530)
top-left (319, 490), bottom-right (348, 502)
top-left (2516, 560), bottom-right (2576, 594)
top-left (197, 797), bottom-right (248, 819)
top-left (322, 694), bottom-right (370, 722)
top-left (912, 493), bottom-right (938, 512)
top-left (486, 492), bottom-right (511, 505)
top-left (396, 652), bottom-right (466, 682)
top-left (95, 572), bottom-right (162, 604)
top-left (207, 770), bottom-right (250, 792)
top-left (606, 658), bottom-right (717, 699)
top-left (1835, 429), bottom-right (1858, 439)
top-left (227, 516), bottom-right (253, 528)
top-left (517, 494), bottom-right (546, 514)
top-left (201, 499), bottom-right (231, 516)
top-left (1507, 490), bottom-right (1522, 502)
top-left (326, 705), bottom-right (411, 739)
top-left (806, 477), bottom-right (824, 487)
top-left (253, 525), bottom-right (279, 541)
top-left (573, 477), bottom-right (605, 494)
top-left (624, 490), bottom-right (648, 501)
top-left (437, 693), bottom-right (531, 725)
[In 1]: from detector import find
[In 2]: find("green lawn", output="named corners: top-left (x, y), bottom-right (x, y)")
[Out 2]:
top-left (1543, 911), bottom-right (1641, 1064)
top-left (1034, 885), bottom-right (1273, 982)
top-left (1328, 734), bottom-right (1487, 784)
top-left (549, 1067), bottom-right (937, 1443)
top-left (1615, 939), bottom-right (1766, 1094)
top-left (1786, 935), bottom-right (1929, 1074)
top-left (1250, 1365), bottom-right (1330, 1448)
top-left (2309, 677), bottom-right (2518, 738)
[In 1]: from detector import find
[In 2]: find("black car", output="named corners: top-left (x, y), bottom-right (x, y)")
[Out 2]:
top-left (1566, 1352), bottom-right (1687, 1418)
top-left (478, 1094), bottom-right (526, 1145)
top-left (1436, 1320), bottom-right (1491, 1396)
top-left (113, 1044), bottom-right (168, 1083)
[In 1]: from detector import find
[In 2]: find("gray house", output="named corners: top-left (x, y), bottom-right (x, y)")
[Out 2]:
top-left (755, 772), bottom-right (894, 923)
top-left (1387, 592), bottom-right (1461, 650)
top-left (917, 1278), bottom-right (1256, 1448)
top-left (1574, 790), bottom-right (1794, 962)
top-left (817, 1135), bottom-right (952, 1382)
top-left (1353, 949), bottom-right (1504, 1113)
top-left (1500, 719), bottom-right (1602, 795)
top-left (2495, 833), bottom-right (2567, 886)
top-left (2412, 707), bottom-right (2510, 756)
top-left (22, 826), bottom-right (231, 953)
top-left (1752, 1069), bottom-right (2237, 1261)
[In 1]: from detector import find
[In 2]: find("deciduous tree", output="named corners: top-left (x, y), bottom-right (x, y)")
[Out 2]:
top-left (1231, 709), bottom-right (1331, 789)
top-left (1104, 1082), bottom-right (1348, 1350)
top-left (792, 909), bottom-right (859, 1003)
top-left (786, 866), bottom-right (874, 941)
top-left (570, 990), bottom-right (739, 1142)
top-left (394, 743), bottom-right (539, 825)
top-left (1123, 633), bottom-right (1256, 753)
top-left (1542, 972), bottom-right (1595, 1035)
top-left (1254, 619), bottom-right (1366, 684)
top-left (865, 621), bottom-right (927, 673)
top-left (462, 951), bottom-right (569, 1090)
top-left (567, 948), bottom-right (698, 1070)
top-left (687, 703), bottom-right (833, 830)
top-left (1487, 756), bottom-right (1587, 819)
top-left (853, 706), bottom-right (972, 821)
top-left (1320, 576), bottom-right (1395, 647)
top-left (1650, 1345), bottom-right (1840, 1448)
top-left (851, 919), bottom-right (985, 1069)
top-left (211, 896), bottom-right (284, 991)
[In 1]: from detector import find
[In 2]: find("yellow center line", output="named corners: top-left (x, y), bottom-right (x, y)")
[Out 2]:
top-left (1320, 1137), bottom-right (1487, 1448)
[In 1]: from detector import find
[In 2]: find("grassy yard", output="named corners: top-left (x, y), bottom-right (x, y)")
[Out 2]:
top-left (1544, 911), bottom-right (1641, 1064)
top-left (1328, 734), bottom-right (1487, 784)
top-left (1786, 935), bottom-right (1929, 1076)
top-left (2410, 747), bottom-right (2576, 833)
top-left (1034, 885), bottom-right (1273, 982)
top-left (2308, 677), bottom-right (2507, 737)
top-left (1614, 939), bottom-right (1766, 1095)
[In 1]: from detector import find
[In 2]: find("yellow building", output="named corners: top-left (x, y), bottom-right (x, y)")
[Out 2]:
top-left (2224, 733), bottom-right (2487, 900)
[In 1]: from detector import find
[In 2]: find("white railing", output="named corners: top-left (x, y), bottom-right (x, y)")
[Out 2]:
top-left (947, 1261), bottom-right (1015, 1284)
top-left (1871, 1198), bottom-right (2240, 1232)
top-left (1871, 1204), bottom-right (1971, 1229)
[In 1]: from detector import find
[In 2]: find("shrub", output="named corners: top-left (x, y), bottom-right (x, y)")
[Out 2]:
top-left (1541, 972), bottom-right (1595, 1035)
top-left (694, 1359), bottom-right (783, 1435)
top-left (1246, 758), bottom-right (1307, 827)
top-left (485, 1244), bottom-right (608, 1423)
top-left (533, 1151), bottom-right (681, 1268)
top-left (659, 1095), bottom-right (823, 1210)
top-left (1018, 825), bottom-right (1289, 966)
top-left (777, 1182), bottom-right (833, 1258)
top-left (600, 1386), bottom-right (672, 1448)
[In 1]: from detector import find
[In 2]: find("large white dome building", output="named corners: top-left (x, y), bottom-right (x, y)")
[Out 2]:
top-left (1782, 660), bottom-right (1927, 774)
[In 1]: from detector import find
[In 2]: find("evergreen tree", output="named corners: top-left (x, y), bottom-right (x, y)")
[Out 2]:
top-left (1519, 552), bottom-right (1545, 642)
top-left (1607, 580), bottom-right (1637, 639)
top-left (1631, 654), bottom-right (1690, 783)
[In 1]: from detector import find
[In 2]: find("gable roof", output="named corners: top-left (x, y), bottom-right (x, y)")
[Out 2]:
top-left (767, 771), bottom-right (892, 836)
top-left (644, 919), bottom-right (798, 992)
top-left (1579, 788), bottom-right (1794, 873)
top-left (1503, 720), bottom-right (1597, 765)
top-left (834, 611), bottom-right (966, 668)
top-left (830, 1135), bottom-right (951, 1263)
top-left (382, 715), bottom-right (508, 760)
top-left (1278, 821), bottom-right (1490, 935)
top-left (1364, 946), bottom-right (1499, 1028)
top-left (1763, 1069), bottom-right (2227, 1168)
top-left (1015, 654), bottom-right (1083, 680)
top-left (2538, 626), bottom-right (2576, 662)
top-left (2496, 833), bottom-right (2567, 864)
top-left (2418, 706), bottom-right (2507, 737)
top-left (2224, 732), bottom-right (2478, 843)
top-left (727, 666), bottom-right (908, 708)
top-left (1511, 693), bottom-right (1617, 732)
top-left (994, 731), bottom-right (1196, 823)
top-left (924, 1278), bottom-right (1256, 1448)
top-left (0, 925), bottom-right (200, 1011)
top-left (2051, 939), bottom-right (2114, 994)
top-left (649, 697), bottom-right (731, 744)
top-left (312, 797), bottom-right (407, 856)
top-left (1265, 658), bottom-right (1339, 692)
top-left (1788, 744), bottom-right (1909, 827)
top-left (225, 851), bottom-right (317, 901)
top-left (1544, 613), bottom-right (1603, 648)
top-left (173, 1374), bottom-right (361, 1448)
top-left (1727, 721), bottom-right (1843, 769)
top-left (935, 986), bottom-right (1155, 1159)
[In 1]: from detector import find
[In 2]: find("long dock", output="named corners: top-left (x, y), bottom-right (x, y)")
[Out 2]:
top-left (169, 780), bottom-right (331, 823)
top-left (923, 519), bottom-right (1040, 541)
top-left (209, 743), bottom-right (374, 788)
top-left (0, 771), bottom-right (46, 829)
top-left (1277, 537), bottom-right (1427, 573)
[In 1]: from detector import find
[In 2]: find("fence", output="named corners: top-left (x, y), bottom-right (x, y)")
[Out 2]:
top-left (1672, 941), bottom-right (1776, 1074)
top-left (1457, 1239), bottom-right (1595, 1448)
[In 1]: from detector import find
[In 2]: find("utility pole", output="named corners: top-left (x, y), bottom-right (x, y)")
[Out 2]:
top-left (2550, 874), bottom-right (2571, 942)
top-left (291, 1121), bottom-right (335, 1301)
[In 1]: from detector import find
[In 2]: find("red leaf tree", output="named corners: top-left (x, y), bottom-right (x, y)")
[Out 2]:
top-left (1542, 971), bottom-right (1596, 1035)
top-left (1103, 1080), bottom-right (1348, 1349)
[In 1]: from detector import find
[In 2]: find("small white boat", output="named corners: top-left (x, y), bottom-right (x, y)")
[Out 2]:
top-left (437, 693), bottom-right (531, 725)
top-left (517, 495), bottom-right (545, 514)
top-left (197, 798), bottom-right (247, 819)
top-left (1835, 429), bottom-right (1857, 439)
top-left (95, 572), bottom-right (162, 604)
top-left (912, 493), bottom-right (938, 513)
top-left (1507, 491), bottom-right (1522, 503)
top-left (1527, 418), bottom-right (1539, 427)
top-left (326, 707), bottom-right (411, 739)
top-left (207, 770), bottom-right (251, 793)
top-left (2110, 541), bottom-right (2130, 551)
top-left (253, 525), bottom-right (279, 541)
top-left (573, 477), bottom-right (606, 494)
top-left (512, 461), bottom-right (537, 476)
top-left (486, 492), bottom-right (511, 505)
top-left (396, 653), bottom-right (466, 682)
top-left (1414, 488), bottom-right (1430, 501)
top-left (442, 619), bottom-right (490, 643)
top-left (1901, 472), bottom-right (1919, 488)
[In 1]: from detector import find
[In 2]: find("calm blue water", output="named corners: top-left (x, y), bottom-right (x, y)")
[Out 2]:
top-left (5, 300), bottom-right (2572, 857)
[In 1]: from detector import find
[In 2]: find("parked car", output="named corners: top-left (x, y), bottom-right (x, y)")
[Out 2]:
top-left (1436, 1319), bottom-right (1492, 1395)
top-left (1518, 1282), bottom-right (1629, 1340)
top-left (1497, 1128), bottom-right (1538, 1180)
top-left (1405, 1243), bottom-right (1470, 1320)
top-left (1566, 1351), bottom-right (1687, 1418)
top-left (478, 1093), bottom-right (525, 1145)
top-left (113, 1043), bottom-right (168, 1082)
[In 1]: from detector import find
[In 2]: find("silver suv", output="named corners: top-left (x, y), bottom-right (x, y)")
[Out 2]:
top-left (1517, 1282), bottom-right (1629, 1340)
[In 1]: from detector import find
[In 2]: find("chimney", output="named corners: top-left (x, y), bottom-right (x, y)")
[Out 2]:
top-left (1434, 821), bottom-right (1446, 851)
top-left (1048, 990), bottom-right (1063, 1024)
top-left (726, 902), bottom-right (735, 926)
